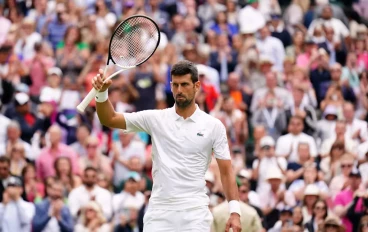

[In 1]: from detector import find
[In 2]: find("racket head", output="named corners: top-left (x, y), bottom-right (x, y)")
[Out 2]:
top-left (108, 15), bottom-right (161, 69)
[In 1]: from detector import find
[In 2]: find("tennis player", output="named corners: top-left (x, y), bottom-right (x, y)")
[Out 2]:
top-left (92, 60), bottom-right (242, 232)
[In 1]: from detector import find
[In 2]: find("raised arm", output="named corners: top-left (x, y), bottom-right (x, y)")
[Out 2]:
top-left (93, 69), bottom-right (127, 129)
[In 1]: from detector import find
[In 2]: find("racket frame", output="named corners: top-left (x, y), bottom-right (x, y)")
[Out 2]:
top-left (76, 15), bottom-right (160, 113)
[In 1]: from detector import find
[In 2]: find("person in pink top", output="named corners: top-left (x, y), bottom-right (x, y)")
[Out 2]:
top-left (333, 169), bottom-right (364, 232)
top-left (36, 125), bottom-right (80, 181)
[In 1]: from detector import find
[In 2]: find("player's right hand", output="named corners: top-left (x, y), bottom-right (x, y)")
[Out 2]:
top-left (92, 69), bottom-right (112, 92)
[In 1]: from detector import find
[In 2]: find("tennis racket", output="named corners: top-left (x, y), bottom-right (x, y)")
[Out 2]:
top-left (76, 15), bottom-right (160, 113)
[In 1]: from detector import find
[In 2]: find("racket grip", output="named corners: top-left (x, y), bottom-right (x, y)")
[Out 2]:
top-left (76, 88), bottom-right (98, 113)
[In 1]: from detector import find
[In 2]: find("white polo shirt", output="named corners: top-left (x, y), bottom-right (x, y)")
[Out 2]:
top-left (123, 105), bottom-right (231, 210)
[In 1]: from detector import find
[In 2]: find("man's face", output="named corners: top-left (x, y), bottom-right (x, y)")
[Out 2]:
top-left (335, 123), bottom-right (346, 136)
top-left (0, 162), bottom-right (9, 179)
top-left (49, 127), bottom-right (61, 145)
top-left (298, 144), bottom-right (310, 160)
top-left (330, 67), bottom-right (342, 81)
top-left (48, 183), bottom-right (63, 200)
top-left (76, 127), bottom-right (89, 142)
top-left (343, 105), bottom-right (354, 121)
top-left (83, 170), bottom-right (97, 187)
top-left (288, 118), bottom-right (304, 134)
top-left (125, 179), bottom-right (139, 193)
top-left (238, 184), bottom-right (249, 203)
top-left (265, 73), bottom-right (277, 89)
top-left (128, 157), bottom-right (142, 172)
top-left (171, 74), bottom-right (199, 108)
top-left (349, 176), bottom-right (362, 189)
top-left (262, 146), bottom-right (275, 157)
top-left (7, 127), bottom-right (20, 141)
top-left (322, 7), bottom-right (333, 20)
top-left (268, 178), bottom-right (281, 190)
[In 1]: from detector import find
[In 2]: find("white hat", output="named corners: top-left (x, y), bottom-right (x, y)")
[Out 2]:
top-left (14, 92), bottom-right (30, 105)
top-left (260, 136), bottom-right (275, 147)
top-left (266, 168), bottom-right (283, 180)
top-left (48, 67), bottom-right (63, 77)
top-left (304, 184), bottom-right (320, 196)
top-left (238, 169), bottom-right (252, 179)
top-left (323, 105), bottom-right (338, 117)
top-left (197, 64), bottom-right (207, 76)
top-left (205, 171), bottom-right (215, 183)
top-left (240, 24), bottom-right (258, 34)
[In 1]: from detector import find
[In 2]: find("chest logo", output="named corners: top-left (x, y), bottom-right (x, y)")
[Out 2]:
top-left (197, 132), bottom-right (204, 137)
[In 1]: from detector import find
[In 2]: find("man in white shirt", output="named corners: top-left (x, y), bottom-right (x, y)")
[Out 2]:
top-left (0, 176), bottom-right (35, 232)
top-left (238, 0), bottom-right (266, 35)
top-left (275, 116), bottom-right (318, 162)
top-left (112, 172), bottom-right (145, 230)
top-left (342, 102), bottom-right (368, 143)
top-left (320, 120), bottom-right (358, 157)
top-left (252, 136), bottom-right (287, 194)
top-left (0, 121), bottom-right (32, 160)
top-left (92, 60), bottom-right (241, 231)
top-left (308, 5), bottom-right (350, 43)
top-left (68, 167), bottom-right (112, 221)
top-left (110, 131), bottom-right (146, 189)
top-left (256, 26), bottom-right (285, 72)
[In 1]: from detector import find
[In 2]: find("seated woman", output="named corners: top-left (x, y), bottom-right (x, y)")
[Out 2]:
top-left (54, 157), bottom-right (82, 198)
top-left (22, 163), bottom-right (45, 203)
top-left (74, 201), bottom-right (111, 232)
top-left (8, 142), bottom-right (28, 176)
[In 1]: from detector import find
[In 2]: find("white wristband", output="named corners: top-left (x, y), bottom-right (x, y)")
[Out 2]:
top-left (229, 200), bottom-right (241, 216)
top-left (95, 90), bottom-right (108, 103)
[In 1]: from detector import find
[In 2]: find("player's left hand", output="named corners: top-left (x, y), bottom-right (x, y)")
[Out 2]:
top-left (225, 213), bottom-right (242, 232)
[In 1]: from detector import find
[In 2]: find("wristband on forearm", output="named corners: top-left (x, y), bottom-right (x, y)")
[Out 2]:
top-left (229, 200), bottom-right (241, 216)
top-left (95, 90), bottom-right (108, 103)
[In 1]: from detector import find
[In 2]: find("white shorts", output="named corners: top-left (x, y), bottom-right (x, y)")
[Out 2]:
top-left (143, 206), bottom-right (213, 232)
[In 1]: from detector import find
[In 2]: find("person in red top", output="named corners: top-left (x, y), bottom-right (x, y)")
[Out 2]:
top-left (198, 69), bottom-right (219, 112)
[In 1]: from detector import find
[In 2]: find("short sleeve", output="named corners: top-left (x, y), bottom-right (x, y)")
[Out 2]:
top-left (333, 193), bottom-right (344, 206)
top-left (212, 121), bottom-right (231, 160)
top-left (123, 110), bottom-right (156, 134)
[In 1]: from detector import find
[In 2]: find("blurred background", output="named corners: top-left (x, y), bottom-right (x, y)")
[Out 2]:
top-left (0, 0), bottom-right (368, 231)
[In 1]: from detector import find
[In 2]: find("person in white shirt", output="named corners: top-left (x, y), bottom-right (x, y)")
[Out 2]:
top-left (0, 121), bottom-right (32, 160)
top-left (92, 60), bottom-right (241, 231)
top-left (0, 102), bottom-right (10, 144)
top-left (275, 116), bottom-right (318, 162)
top-left (342, 102), bottom-right (368, 143)
top-left (252, 136), bottom-right (287, 193)
top-left (308, 5), bottom-right (350, 45)
top-left (112, 172), bottom-right (145, 230)
top-left (110, 131), bottom-right (146, 189)
top-left (238, 0), bottom-right (266, 35)
top-left (256, 26), bottom-right (286, 72)
top-left (68, 167), bottom-right (112, 222)
top-left (320, 120), bottom-right (358, 158)
top-left (0, 176), bottom-right (35, 232)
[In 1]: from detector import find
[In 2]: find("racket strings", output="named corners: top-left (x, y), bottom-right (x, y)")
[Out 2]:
top-left (110, 17), bottom-right (159, 68)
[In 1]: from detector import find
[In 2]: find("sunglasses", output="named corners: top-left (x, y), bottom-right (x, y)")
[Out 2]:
top-left (361, 222), bottom-right (368, 227)
top-left (326, 224), bottom-right (339, 228)
top-left (341, 164), bottom-right (353, 168)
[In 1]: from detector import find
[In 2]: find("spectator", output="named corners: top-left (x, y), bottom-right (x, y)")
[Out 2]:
top-left (32, 179), bottom-right (74, 232)
top-left (70, 124), bottom-right (91, 157)
top-left (74, 201), bottom-right (111, 232)
top-left (54, 157), bottom-right (82, 198)
top-left (212, 183), bottom-right (262, 232)
top-left (301, 184), bottom-right (321, 224)
top-left (45, 3), bottom-right (70, 50)
top-left (0, 121), bottom-right (32, 160)
top-left (36, 125), bottom-right (80, 181)
top-left (14, 17), bottom-right (42, 61)
top-left (256, 26), bottom-right (286, 72)
top-left (305, 199), bottom-right (329, 232)
top-left (0, 156), bottom-right (26, 202)
top-left (275, 115), bottom-right (318, 162)
top-left (320, 141), bottom-right (346, 182)
top-left (7, 142), bottom-right (27, 176)
top-left (112, 172), bottom-right (144, 231)
top-left (79, 136), bottom-right (113, 181)
top-left (0, 176), bottom-right (35, 232)
top-left (320, 216), bottom-right (345, 232)
top-left (237, 0), bottom-right (266, 35)
top-left (269, 14), bottom-right (292, 48)
top-left (68, 167), bottom-right (112, 221)
top-left (252, 136), bottom-right (287, 193)
top-left (22, 163), bottom-right (44, 203)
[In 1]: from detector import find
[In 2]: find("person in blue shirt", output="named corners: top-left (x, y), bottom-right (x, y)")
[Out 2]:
top-left (32, 179), bottom-right (74, 232)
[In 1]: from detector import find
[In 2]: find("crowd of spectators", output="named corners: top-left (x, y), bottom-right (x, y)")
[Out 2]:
top-left (1, 0), bottom-right (368, 231)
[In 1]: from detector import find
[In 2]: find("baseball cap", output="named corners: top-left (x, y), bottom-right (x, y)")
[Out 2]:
top-left (48, 67), bottom-right (63, 77)
top-left (280, 206), bottom-right (293, 214)
top-left (266, 168), bottom-right (283, 180)
top-left (270, 14), bottom-right (281, 20)
top-left (238, 169), bottom-right (252, 179)
top-left (260, 136), bottom-right (275, 148)
top-left (14, 92), bottom-right (30, 106)
top-left (126, 171), bottom-right (141, 182)
top-left (7, 176), bottom-right (22, 187)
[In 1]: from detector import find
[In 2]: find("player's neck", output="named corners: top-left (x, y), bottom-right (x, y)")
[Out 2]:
top-left (175, 103), bottom-right (197, 120)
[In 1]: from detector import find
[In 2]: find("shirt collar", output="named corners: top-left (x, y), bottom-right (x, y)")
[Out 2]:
top-left (171, 104), bottom-right (201, 123)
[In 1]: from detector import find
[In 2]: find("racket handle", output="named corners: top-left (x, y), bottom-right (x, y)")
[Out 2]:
top-left (76, 88), bottom-right (98, 113)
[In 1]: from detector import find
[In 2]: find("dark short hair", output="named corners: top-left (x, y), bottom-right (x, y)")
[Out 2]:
top-left (84, 166), bottom-right (98, 174)
top-left (0, 156), bottom-right (10, 165)
top-left (170, 60), bottom-right (198, 83)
